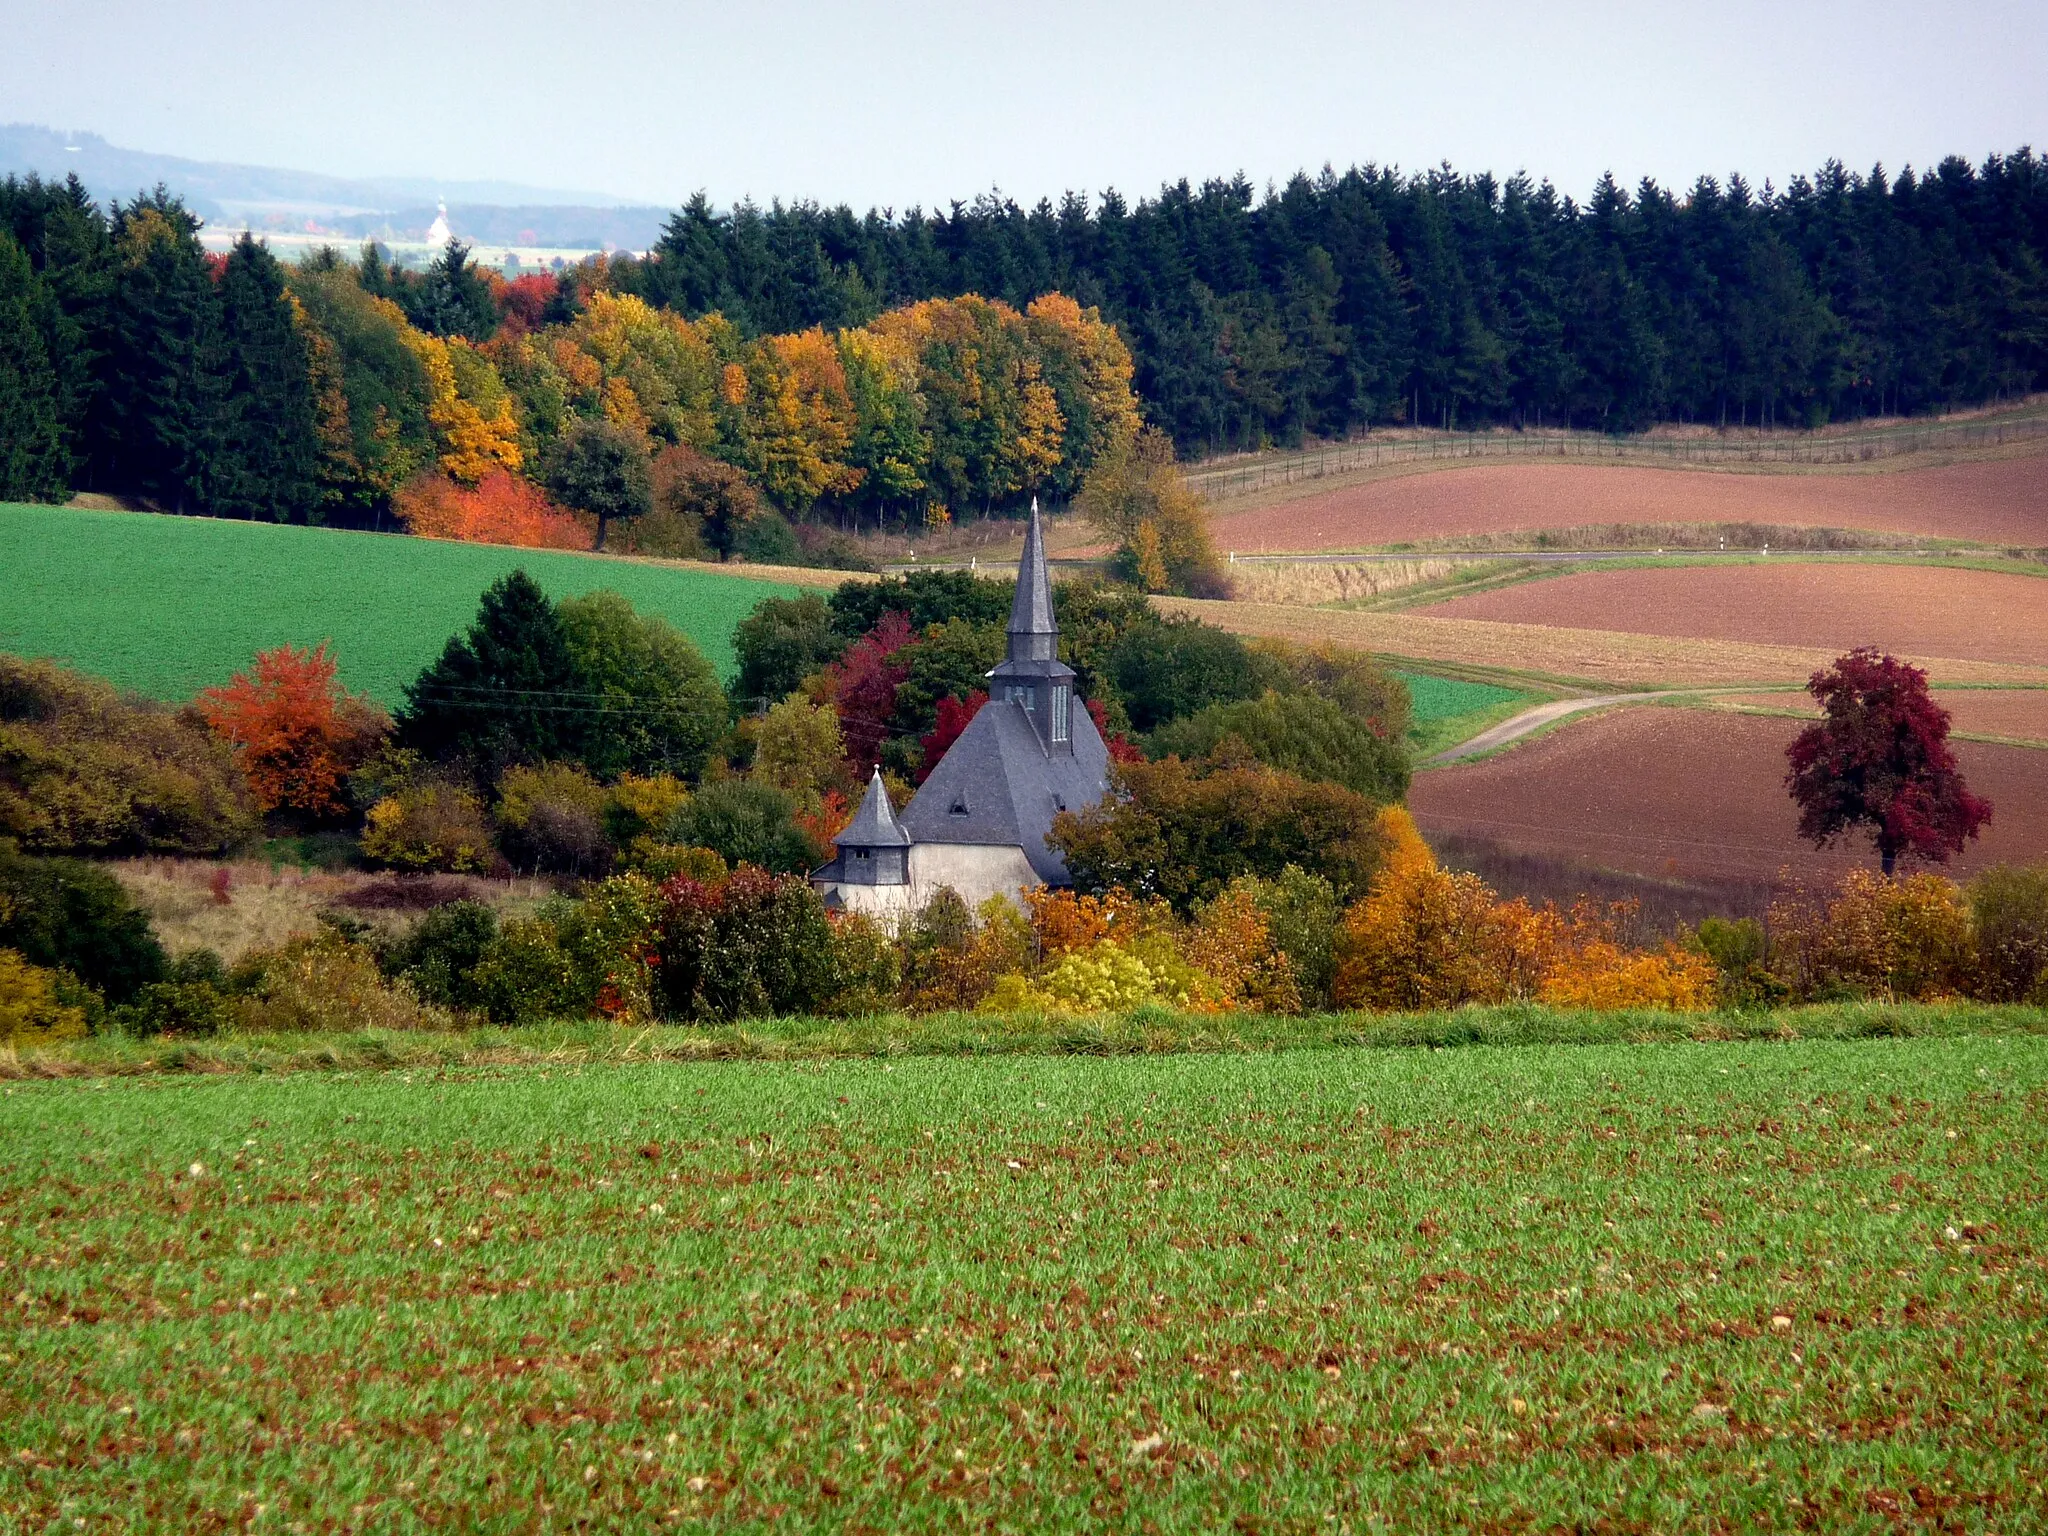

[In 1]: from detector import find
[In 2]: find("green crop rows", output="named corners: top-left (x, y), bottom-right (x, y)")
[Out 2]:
top-left (0, 504), bottom-right (797, 703)
top-left (4, 1035), bottom-right (2043, 1530)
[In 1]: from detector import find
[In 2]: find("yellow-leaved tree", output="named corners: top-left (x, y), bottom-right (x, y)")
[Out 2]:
top-left (1077, 426), bottom-right (1230, 597)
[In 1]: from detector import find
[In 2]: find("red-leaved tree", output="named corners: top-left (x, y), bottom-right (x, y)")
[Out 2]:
top-left (199, 642), bottom-right (390, 817)
top-left (918, 690), bottom-right (987, 781)
top-left (1088, 697), bottom-right (1145, 764)
top-left (821, 611), bottom-right (915, 771)
top-left (1785, 648), bottom-right (1992, 875)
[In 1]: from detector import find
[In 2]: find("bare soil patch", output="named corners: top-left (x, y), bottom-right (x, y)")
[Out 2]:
top-left (1207, 455), bottom-right (2048, 552)
top-left (1409, 709), bottom-right (2048, 887)
top-left (1415, 563), bottom-right (2048, 669)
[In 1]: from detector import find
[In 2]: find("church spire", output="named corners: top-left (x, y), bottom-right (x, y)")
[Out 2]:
top-left (1006, 497), bottom-right (1058, 664)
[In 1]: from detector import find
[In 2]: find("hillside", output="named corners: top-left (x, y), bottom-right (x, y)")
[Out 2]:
top-left (0, 505), bottom-right (798, 703)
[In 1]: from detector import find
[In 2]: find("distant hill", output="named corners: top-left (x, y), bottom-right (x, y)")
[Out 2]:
top-left (0, 123), bottom-right (657, 228)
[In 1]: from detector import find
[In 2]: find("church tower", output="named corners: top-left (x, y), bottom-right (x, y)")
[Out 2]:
top-left (986, 499), bottom-right (1078, 754)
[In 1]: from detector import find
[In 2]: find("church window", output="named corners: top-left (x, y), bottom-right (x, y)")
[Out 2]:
top-left (1006, 683), bottom-right (1035, 712)
top-left (1050, 684), bottom-right (1071, 743)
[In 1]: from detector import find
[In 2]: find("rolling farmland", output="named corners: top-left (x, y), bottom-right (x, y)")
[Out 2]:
top-left (0, 505), bottom-right (801, 702)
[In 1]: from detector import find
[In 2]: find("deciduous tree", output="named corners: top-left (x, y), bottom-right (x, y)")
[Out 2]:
top-left (1785, 648), bottom-right (1992, 875)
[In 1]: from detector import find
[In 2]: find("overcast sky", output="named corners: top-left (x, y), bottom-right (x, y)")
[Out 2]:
top-left (8, 0), bottom-right (2044, 211)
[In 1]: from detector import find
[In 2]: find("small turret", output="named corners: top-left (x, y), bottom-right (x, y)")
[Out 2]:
top-left (831, 767), bottom-right (910, 886)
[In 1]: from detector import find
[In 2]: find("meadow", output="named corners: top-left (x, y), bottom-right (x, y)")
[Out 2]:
top-left (1391, 670), bottom-right (1536, 762)
top-left (3, 1027), bottom-right (2043, 1531)
top-left (0, 505), bottom-right (800, 702)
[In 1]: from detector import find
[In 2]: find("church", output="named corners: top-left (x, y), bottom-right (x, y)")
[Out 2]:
top-left (811, 501), bottom-right (1112, 921)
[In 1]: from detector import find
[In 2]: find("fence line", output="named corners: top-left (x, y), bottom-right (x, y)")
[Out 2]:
top-left (1185, 410), bottom-right (2048, 503)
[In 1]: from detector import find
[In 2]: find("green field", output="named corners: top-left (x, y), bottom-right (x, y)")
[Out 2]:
top-left (5, 1031), bottom-right (2044, 1530)
top-left (1394, 670), bottom-right (1537, 760)
top-left (0, 504), bottom-right (798, 703)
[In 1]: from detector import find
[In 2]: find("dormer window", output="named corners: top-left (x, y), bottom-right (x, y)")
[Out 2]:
top-left (949, 794), bottom-right (970, 817)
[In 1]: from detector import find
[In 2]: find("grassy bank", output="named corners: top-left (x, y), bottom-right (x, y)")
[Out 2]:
top-left (6, 1001), bottom-right (2046, 1079)
top-left (3, 1030), bottom-right (2044, 1530)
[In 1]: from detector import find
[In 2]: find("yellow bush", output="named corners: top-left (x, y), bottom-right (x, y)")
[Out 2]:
top-left (1187, 882), bottom-right (1301, 1013)
top-left (0, 947), bottom-right (88, 1046)
top-left (1539, 941), bottom-right (1718, 1011)
top-left (1333, 856), bottom-right (1521, 1010)
top-left (361, 783), bottom-right (495, 872)
top-left (1768, 869), bottom-right (1975, 1000)
top-left (232, 934), bottom-right (446, 1034)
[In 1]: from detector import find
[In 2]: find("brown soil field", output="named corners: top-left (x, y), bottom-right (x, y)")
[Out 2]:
top-left (1415, 563), bottom-right (2048, 669)
top-left (1153, 596), bottom-right (2048, 689)
top-left (1408, 708), bottom-right (2048, 886)
top-left (1205, 455), bottom-right (2048, 552)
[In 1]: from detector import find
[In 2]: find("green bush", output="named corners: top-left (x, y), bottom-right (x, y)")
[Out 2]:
top-left (734, 510), bottom-right (803, 565)
top-left (732, 592), bottom-right (845, 712)
top-left (471, 916), bottom-right (585, 1025)
top-left (667, 779), bottom-right (817, 875)
top-left (1148, 691), bottom-right (1410, 800)
top-left (557, 590), bottom-right (728, 782)
top-left (653, 865), bottom-right (836, 1020)
top-left (0, 845), bottom-right (166, 1004)
top-left (1968, 866), bottom-right (2048, 1003)
top-left (386, 902), bottom-right (499, 1012)
top-left (0, 655), bottom-right (256, 856)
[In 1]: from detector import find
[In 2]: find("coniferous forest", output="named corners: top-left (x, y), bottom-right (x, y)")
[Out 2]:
top-left (627, 154), bottom-right (2048, 450)
top-left (2, 149), bottom-right (2045, 527)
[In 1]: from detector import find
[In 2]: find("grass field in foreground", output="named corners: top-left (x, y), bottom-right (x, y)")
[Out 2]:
top-left (4, 1031), bottom-right (2045, 1531)
top-left (0, 504), bottom-right (798, 702)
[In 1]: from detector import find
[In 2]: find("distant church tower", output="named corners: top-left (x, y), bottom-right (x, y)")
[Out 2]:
top-left (425, 200), bottom-right (452, 248)
top-left (812, 499), bottom-right (1112, 922)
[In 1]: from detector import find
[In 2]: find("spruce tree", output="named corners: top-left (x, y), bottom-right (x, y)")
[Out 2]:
top-left (405, 239), bottom-right (497, 340)
top-left (397, 570), bottom-right (588, 777)
top-left (213, 233), bottom-right (320, 521)
top-left (0, 232), bottom-right (70, 501)
top-left (98, 191), bottom-right (223, 513)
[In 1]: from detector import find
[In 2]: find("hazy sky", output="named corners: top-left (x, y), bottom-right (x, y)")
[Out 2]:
top-left (8, 0), bottom-right (2044, 210)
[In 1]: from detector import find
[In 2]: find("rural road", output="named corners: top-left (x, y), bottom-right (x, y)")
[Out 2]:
top-left (1425, 693), bottom-right (1684, 765)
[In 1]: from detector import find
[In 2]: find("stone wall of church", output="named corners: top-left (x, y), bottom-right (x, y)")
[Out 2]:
top-left (816, 843), bottom-right (1044, 930)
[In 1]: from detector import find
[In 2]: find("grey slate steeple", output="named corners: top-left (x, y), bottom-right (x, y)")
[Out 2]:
top-left (842, 767), bottom-right (911, 848)
top-left (1005, 497), bottom-right (1058, 664)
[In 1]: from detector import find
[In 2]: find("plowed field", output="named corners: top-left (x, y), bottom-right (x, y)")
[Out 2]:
top-left (1409, 708), bottom-right (2048, 884)
top-left (1207, 456), bottom-right (2048, 552)
top-left (1414, 563), bottom-right (2048, 669)
top-left (1712, 687), bottom-right (2048, 745)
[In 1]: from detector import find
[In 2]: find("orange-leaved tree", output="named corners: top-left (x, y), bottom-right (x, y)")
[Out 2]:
top-left (393, 471), bottom-right (593, 550)
top-left (198, 642), bottom-right (389, 817)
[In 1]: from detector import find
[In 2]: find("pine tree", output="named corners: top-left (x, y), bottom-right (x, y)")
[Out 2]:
top-left (0, 233), bottom-right (69, 500)
top-left (211, 233), bottom-right (321, 521)
top-left (397, 570), bottom-right (587, 777)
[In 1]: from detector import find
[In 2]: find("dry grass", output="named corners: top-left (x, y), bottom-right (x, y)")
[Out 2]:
top-left (109, 860), bottom-right (551, 962)
top-left (1154, 596), bottom-right (2048, 689)
top-left (1223, 558), bottom-right (1460, 605)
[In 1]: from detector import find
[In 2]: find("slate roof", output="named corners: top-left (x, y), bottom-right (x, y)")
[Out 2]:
top-left (898, 697), bottom-right (1110, 885)
top-left (838, 767), bottom-right (910, 848)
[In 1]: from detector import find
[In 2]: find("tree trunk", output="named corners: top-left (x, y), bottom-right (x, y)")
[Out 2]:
top-left (1881, 848), bottom-right (1896, 878)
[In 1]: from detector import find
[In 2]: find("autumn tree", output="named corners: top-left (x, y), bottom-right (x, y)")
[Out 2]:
top-left (1078, 427), bottom-right (1229, 597)
top-left (545, 417), bottom-right (653, 550)
top-left (198, 641), bottom-right (389, 817)
top-left (1785, 649), bottom-right (1993, 876)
